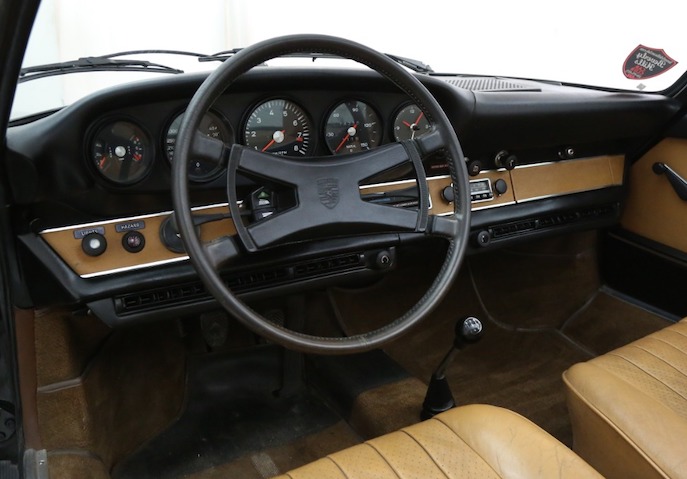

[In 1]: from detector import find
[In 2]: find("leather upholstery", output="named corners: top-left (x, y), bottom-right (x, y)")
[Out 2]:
top-left (274, 404), bottom-right (601, 479)
top-left (564, 318), bottom-right (687, 479)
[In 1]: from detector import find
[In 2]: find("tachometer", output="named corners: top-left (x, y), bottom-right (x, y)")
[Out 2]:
top-left (324, 100), bottom-right (381, 155)
top-left (392, 103), bottom-right (431, 141)
top-left (243, 99), bottom-right (311, 156)
top-left (91, 120), bottom-right (152, 185)
top-left (165, 110), bottom-right (231, 181)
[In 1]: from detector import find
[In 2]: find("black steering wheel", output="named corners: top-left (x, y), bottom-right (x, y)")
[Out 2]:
top-left (172, 34), bottom-right (471, 354)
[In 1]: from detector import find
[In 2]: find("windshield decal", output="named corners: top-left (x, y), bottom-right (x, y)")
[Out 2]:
top-left (623, 45), bottom-right (678, 80)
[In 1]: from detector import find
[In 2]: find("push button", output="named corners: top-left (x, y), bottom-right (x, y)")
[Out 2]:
top-left (81, 232), bottom-right (107, 257)
top-left (122, 231), bottom-right (145, 253)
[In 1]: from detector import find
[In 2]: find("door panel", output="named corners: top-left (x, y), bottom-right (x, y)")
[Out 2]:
top-left (621, 138), bottom-right (687, 254)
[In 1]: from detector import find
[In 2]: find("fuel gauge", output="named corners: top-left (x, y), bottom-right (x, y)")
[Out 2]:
top-left (91, 120), bottom-right (152, 185)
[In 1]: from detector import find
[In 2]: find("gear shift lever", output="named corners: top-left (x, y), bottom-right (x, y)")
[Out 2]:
top-left (421, 316), bottom-right (483, 420)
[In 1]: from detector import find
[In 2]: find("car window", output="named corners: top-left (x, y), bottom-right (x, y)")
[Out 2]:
top-left (12, 0), bottom-right (687, 120)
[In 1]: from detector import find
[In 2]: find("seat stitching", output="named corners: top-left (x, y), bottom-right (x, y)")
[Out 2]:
top-left (606, 351), bottom-right (687, 403)
top-left (324, 455), bottom-right (350, 479)
top-left (364, 441), bottom-right (403, 479)
top-left (432, 416), bottom-right (502, 477)
top-left (399, 429), bottom-right (450, 479)
top-left (663, 328), bottom-right (687, 340)
top-left (631, 343), bottom-right (687, 382)
top-left (650, 335), bottom-right (687, 360)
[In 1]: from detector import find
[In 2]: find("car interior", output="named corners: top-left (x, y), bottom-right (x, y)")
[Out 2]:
top-left (2, 2), bottom-right (687, 479)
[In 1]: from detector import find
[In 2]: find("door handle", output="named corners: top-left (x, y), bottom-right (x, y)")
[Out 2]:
top-left (653, 162), bottom-right (687, 201)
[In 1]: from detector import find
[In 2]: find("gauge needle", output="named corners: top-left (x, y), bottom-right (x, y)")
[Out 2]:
top-left (335, 123), bottom-right (358, 153)
top-left (262, 130), bottom-right (286, 152)
top-left (414, 111), bottom-right (424, 125)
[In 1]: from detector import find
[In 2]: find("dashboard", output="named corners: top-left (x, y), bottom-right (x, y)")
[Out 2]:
top-left (4, 67), bottom-right (680, 326)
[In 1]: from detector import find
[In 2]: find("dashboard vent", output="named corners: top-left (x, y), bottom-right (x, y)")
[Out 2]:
top-left (489, 203), bottom-right (618, 240)
top-left (114, 252), bottom-right (366, 315)
top-left (443, 77), bottom-right (538, 92)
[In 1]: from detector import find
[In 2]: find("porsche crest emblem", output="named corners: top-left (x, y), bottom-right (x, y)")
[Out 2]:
top-left (317, 178), bottom-right (340, 209)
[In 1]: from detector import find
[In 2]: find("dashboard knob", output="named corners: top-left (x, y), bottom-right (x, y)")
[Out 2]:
top-left (81, 232), bottom-right (107, 257)
top-left (473, 230), bottom-right (491, 248)
top-left (494, 178), bottom-right (508, 196)
top-left (466, 158), bottom-right (482, 176)
top-left (441, 186), bottom-right (455, 203)
top-left (495, 150), bottom-right (517, 170)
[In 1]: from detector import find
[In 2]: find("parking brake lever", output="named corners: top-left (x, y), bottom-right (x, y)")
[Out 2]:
top-left (653, 162), bottom-right (687, 201)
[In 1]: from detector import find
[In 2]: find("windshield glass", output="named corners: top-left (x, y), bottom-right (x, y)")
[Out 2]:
top-left (13, 0), bottom-right (687, 120)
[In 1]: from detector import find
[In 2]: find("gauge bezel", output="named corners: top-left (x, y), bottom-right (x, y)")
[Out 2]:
top-left (163, 108), bottom-right (232, 183)
top-left (322, 98), bottom-right (383, 156)
top-left (391, 102), bottom-right (432, 143)
top-left (241, 97), bottom-right (314, 157)
top-left (87, 117), bottom-right (155, 187)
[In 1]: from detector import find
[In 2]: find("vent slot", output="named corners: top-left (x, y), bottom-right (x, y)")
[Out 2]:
top-left (114, 252), bottom-right (366, 315)
top-left (489, 204), bottom-right (618, 240)
top-left (443, 77), bottom-right (539, 92)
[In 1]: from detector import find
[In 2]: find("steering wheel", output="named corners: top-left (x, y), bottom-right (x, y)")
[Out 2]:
top-left (172, 34), bottom-right (471, 354)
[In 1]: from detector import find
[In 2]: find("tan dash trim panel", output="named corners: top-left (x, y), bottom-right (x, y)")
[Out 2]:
top-left (511, 155), bottom-right (624, 202)
top-left (41, 205), bottom-right (236, 277)
top-left (41, 156), bottom-right (620, 278)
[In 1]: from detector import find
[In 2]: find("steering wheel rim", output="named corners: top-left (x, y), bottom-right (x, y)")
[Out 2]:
top-left (172, 34), bottom-right (471, 354)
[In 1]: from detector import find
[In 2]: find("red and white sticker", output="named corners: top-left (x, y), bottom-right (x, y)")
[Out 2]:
top-left (623, 45), bottom-right (678, 80)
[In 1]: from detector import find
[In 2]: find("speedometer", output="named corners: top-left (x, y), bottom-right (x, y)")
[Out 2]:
top-left (324, 100), bottom-right (381, 155)
top-left (243, 99), bottom-right (311, 157)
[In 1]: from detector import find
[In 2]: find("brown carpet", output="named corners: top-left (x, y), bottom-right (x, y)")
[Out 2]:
top-left (181, 421), bottom-right (360, 479)
top-left (329, 232), bottom-right (672, 446)
top-left (562, 291), bottom-right (671, 355)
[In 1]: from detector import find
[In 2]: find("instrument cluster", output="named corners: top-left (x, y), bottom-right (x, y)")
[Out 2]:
top-left (87, 97), bottom-right (433, 186)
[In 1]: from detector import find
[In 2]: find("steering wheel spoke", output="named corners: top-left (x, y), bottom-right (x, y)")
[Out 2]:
top-left (189, 131), bottom-right (229, 167)
top-left (428, 214), bottom-right (463, 239)
top-left (202, 236), bottom-right (241, 269)
top-left (414, 129), bottom-right (446, 156)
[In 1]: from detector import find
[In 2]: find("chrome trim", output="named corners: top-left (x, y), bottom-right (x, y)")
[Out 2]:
top-left (80, 256), bottom-right (190, 279)
top-left (473, 200), bottom-right (516, 210)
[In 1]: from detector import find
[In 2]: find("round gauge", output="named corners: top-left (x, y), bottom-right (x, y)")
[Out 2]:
top-left (243, 99), bottom-right (311, 157)
top-left (392, 103), bottom-right (432, 141)
top-left (324, 100), bottom-right (382, 155)
top-left (165, 110), bottom-right (231, 181)
top-left (91, 121), bottom-right (152, 185)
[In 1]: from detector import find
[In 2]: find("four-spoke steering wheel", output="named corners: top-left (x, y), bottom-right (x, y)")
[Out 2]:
top-left (172, 34), bottom-right (471, 354)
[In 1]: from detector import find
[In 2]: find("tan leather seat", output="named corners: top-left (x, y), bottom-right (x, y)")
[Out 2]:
top-left (274, 404), bottom-right (601, 479)
top-left (564, 318), bottom-right (687, 479)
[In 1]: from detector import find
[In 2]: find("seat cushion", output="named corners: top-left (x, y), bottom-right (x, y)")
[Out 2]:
top-left (274, 404), bottom-right (600, 479)
top-left (564, 318), bottom-right (687, 479)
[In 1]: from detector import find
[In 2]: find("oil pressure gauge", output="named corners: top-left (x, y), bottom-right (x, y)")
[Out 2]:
top-left (91, 120), bottom-right (152, 185)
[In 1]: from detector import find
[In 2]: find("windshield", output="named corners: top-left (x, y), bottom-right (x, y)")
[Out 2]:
top-left (13, 0), bottom-right (687, 120)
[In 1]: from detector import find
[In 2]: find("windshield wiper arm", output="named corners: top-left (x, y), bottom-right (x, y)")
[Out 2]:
top-left (17, 49), bottom-right (205, 83)
top-left (199, 49), bottom-right (434, 74)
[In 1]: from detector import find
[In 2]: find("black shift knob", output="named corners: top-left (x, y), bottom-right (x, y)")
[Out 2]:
top-left (455, 316), bottom-right (483, 348)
